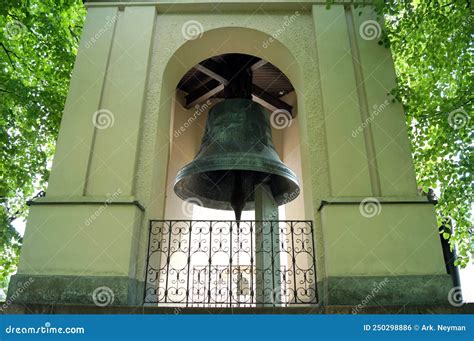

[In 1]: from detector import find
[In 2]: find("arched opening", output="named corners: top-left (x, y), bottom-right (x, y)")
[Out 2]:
top-left (146, 26), bottom-right (312, 223)
top-left (144, 27), bottom-right (317, 307)
top-left (164, 53), bottom-right (305, 222)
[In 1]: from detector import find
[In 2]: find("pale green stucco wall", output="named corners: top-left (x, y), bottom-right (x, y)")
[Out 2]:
top-left (10, 0), bottom-right (450, 306)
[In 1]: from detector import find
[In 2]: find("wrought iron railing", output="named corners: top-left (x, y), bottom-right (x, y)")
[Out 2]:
top-left (144, 220), bottom-right (317, 307)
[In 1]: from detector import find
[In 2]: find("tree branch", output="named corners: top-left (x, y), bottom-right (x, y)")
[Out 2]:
top-left (0, 43), bottom-right (16, 68)
top-left (417, 97), bottom-right (473, 120)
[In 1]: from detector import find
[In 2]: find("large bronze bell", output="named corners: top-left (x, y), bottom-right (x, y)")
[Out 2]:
top-left (174, 98), bottom-right (300, 220)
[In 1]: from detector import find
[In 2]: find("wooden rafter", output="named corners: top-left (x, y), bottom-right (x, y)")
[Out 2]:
top-left (185, 57), bottom-right (293, 115)
top-left (251, 84), bottom-right (293, 116)
top-left (185, 79), bottom-right (224, 108)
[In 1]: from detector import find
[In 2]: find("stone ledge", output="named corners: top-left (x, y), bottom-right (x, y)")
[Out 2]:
top-left (84, 1), bottom-right (374, 12)
top-left (1, 303), bottom-right (473, 315)
top-left (322, 275), bottom-right (453, 306)
top-left (318, 197), bottom-right (434, 211)
top-left (7, 274), bottom-right (144, 306)
top-left (28, 197), bottom-right (145, 211)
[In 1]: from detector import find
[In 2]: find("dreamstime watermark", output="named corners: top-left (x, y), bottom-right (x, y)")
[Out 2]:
top-left (262, 11), bottom-right (300, 48)
top-left (261, 210), bottom-right (278, 227)
top-left (0, 277), bottom-right (34, 312)
top-left (254, 187), bottom-right (299, 227)
top-left (84, 188), bottom-right (122, 227)
top-left (448, 108), bottom-right (470, 130)
top-left (270, 109), bottom-right (292, 129)
top-left (452, 14), bottom-right (474, 37)
top-left (359, 20), bottom-right (381, 40)
top-left (92, 109), bottom-right (115, 129)
top-left (359, 197), bottom-right (382, 218)
top-left (181, 20), bottom-right (204, 40)
top-left (84, 13), bottom-right (122, 49)
top-left (92, 286), bottom-right (115, 307)
top-left (352, 277), bottom-right (389, 314)
top-left (253, 188), bottom-right (299, 234)
top-left (4, 20), bottom-right (26, 40)
top-left (352, 100), bottom-right (390, 137)
top-left (282, 188), bottom-right (299, 205)
top-left (174, 100), bottom-right (212, 138)
top-left (5, 322), bottom-right (85, 335)
top-left (464, 15), bottom-right (474, 27)
top-left (181, 197), bottom-right (203, 216)
top-left (447, 286), bottom-right (464, 307)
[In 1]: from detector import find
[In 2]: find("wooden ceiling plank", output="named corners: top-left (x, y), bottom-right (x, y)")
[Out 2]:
top-left (251, 84), bottom-right (293, 116)
top-left (194, 64), bottom-right (229, 86)
top-left (250, 59), bottom-right (268, 72)
top-left (185, 81), bottom-right (224, 108)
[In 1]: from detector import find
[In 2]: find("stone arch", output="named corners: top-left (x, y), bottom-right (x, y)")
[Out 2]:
top-left (160, 26), bottom-right (308, 217)
top-left (164, 26), bottom-right (303, 96)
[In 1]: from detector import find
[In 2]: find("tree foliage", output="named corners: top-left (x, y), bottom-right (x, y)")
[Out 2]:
top-left (370, 0), bottom-right (473, 266)
top-left (0, 0), bottom-right (85, 291)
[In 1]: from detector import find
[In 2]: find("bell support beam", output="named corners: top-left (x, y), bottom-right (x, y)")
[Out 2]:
top-left (255, 183), bottom-right (281, 307)
top-left (250, 59), bottom-right (269, 72)
top-left (193, 63), bottom-right (229, 86)
top-left (184, 79), bottom-right (224, 108)
top-left (251, 84), bottom-right (293, 115)
top-left (187, 59), bottom-right (293, 115)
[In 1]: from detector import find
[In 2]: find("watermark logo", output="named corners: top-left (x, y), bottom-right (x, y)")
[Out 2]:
top-left (92, 109), bottom-right (115, 129)
top-left (174, 100), bottom-right (212, 138)
top-left (270, 109), bottom-right (292, 129)
top-left (182, 20), bottom-right (204, 40)
top-left (282, 188), bottom-right (299, 205)
top-left (352, 100), bottom-right (390, 138)
top-left (359, 20), bottom-right (381, 41)
top-left (181, 197), bottom-right (203, 216)
top-left (448, 108), bottom-right (469, 130)
top-left (4, 20), bottom-right (26, 40)
top-left (352, 278), bottom-right (389, 314)
top-left (92, 286), bottom-right (114, 307)
top-left (262, 11), bottom-right (300, 48)
top-left (84, 188), bottom-right (122, 227)
top-left (447, 286), bottom-right (464, 307)
top-left (359, 197), bottom-right (382, 218)
top-left (0, 277), bottom-right (34, 312)
top-left (84, 13), bottom-right (122, 49)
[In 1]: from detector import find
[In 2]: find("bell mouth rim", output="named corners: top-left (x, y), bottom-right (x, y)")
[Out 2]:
top-left (173, 159), bottom-right (300, 211)
top-left (174, 154), bottom-right (299, 182)
top-left (174, 178), bottom-right (300, 212)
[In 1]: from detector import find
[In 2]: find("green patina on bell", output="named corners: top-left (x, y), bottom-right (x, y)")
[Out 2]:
top-left (174, 98), bottom-right (300, 220)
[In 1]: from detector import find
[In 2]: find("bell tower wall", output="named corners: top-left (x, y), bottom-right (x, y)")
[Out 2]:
top-left (8, 1), bottom-right (451, 306)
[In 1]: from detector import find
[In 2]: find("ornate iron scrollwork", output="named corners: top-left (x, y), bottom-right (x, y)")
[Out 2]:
top-left (144, 220), bottom-right (317, 307)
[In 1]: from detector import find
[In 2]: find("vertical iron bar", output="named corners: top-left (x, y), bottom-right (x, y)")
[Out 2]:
top-left (270, 221), bottom-right (275, 306)
top-left (208, 221), bottom-right (213, 304)
top-left (310, 221), bottom-right (318, 303)
top-left (164, 221), bottom-right (173, 304)
top-left (290, 221), bottom-right (297, 304)
top-left (185, 221), bottom-right (192, 307)
top-left (143, 220), bottom-right (154, 304)
top-left (250, 221), bottom-right (254, 305)
top-left (229, 220), bottom-right (233, 306)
